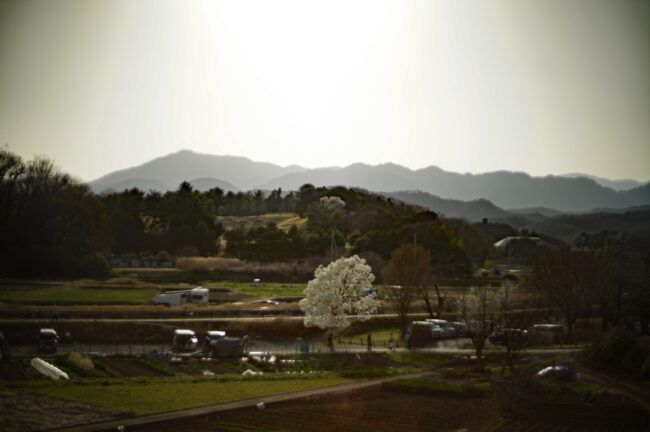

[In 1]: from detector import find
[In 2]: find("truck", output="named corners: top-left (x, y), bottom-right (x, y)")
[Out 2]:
top-left (203, 330), bottom-right (226, 353)
top-left (173, 329), bottom-right (199, 352)
top-left (153, 287), bottom-right (209, 307)
top-left (39, 329), bottom-right (59, 353)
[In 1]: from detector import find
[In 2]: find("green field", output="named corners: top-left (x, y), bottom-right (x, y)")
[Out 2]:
top-left (0, 286), bottom-right (158, 305)
top-left (204, 281), bottom-right (306, 300)
top-left (29, 375), bottom-right (352, 415)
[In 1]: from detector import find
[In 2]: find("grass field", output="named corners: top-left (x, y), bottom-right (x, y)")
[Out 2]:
top-left (28, 375), bottom-right (353, 415)
top-left (203, 281), bottom-right (306, 300)
top-left (0, 286), bottom-right (158, 305)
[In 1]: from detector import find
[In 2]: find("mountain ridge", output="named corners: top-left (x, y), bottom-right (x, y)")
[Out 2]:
top-left (88, 149), bottom-right (650, 213)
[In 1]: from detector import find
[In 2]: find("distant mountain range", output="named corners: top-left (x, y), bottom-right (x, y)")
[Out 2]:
top-left (89, 149), bottom-right (650, 214)
top-left (562, 173), bottom-right (645, 191)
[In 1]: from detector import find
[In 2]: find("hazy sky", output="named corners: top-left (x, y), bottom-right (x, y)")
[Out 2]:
top-left (1, 0), bottom-right (648, 182)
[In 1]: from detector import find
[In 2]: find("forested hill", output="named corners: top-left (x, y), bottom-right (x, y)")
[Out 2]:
top-left (1, 148), bottom-right (490, 278)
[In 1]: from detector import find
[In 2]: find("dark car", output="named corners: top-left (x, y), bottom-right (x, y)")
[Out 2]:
top-left (489, 328), bottom-right (529, 348)
top-left (39, 328), bottom-right (59, 353)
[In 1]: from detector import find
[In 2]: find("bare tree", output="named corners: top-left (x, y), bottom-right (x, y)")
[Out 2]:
top-left (494, 283), bottom-right (534, 373)
top-left (576, 231), bottom-right (631, 330)
top-left (382, 244), bottom-right (434, 336)
top-left (432, 283), bottom-right (446, 318)
top-left (530, 248), bottom-right (587, 344)
top-left (459, 285), bottom-right (498, 370)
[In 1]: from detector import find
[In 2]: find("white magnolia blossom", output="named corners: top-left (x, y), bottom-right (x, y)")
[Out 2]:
top-left (319, 196), bottom-right (346, 211)
top-left (300, 255), bottom-right (377, 330)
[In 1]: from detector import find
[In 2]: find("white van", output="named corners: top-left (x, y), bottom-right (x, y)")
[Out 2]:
top-left (154, 287), bottom-right (209, 307)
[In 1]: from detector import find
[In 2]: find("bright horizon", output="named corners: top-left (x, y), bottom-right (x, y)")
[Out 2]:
top-left (1, 0), bottom-right (649, 183)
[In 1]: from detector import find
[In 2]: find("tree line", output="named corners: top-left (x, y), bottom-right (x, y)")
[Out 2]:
top-left (0, 149), bottom-right (475, 278)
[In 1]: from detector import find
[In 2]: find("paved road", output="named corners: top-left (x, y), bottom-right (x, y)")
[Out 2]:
top-left (0, 313), bottom-right (409, 324)
top-left (11, 338), bottom-right (582, 357)
top-left (46, 370), bottom-right (435, 432)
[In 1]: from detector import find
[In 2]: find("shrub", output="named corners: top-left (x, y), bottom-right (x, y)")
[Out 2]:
top-left (176, 245), bottom-right (200, 257)
top-left (156, 250), bottom-right (171, 261)
top-left (582, 327), bottom-right (650, 379)
top-left (67, 352), bottom-right (95, 371)
top-left (77, 252), bottom-right (112, 279)
top-left (381, 379), bottom-right (489, 398)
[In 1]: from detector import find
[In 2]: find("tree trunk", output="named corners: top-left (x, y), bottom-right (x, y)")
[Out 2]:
top-left (423, 296), bottom-right (434, 319)
top-left (434, 284), bottom-right (445, 319)
top-left (475, 343), bottom-right (485, 371)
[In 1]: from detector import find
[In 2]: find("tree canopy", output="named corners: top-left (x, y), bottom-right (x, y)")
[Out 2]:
top-left (300, 255), bottom-right (377, 330)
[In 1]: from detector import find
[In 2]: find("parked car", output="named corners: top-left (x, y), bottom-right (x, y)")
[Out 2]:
top-left (528, 324), bottom-right (565, 345)
top-left (536, 365), bottom-right (581, 381)
top-left (39, 329), bottom-right (59, 353)
top-left (448, 321), bottom-right (467, 336)
top-left (425, 319), bottom-right (457, 337)
top-left (489, 328), bottom-right (529, 347)
top-left (173, 329), bottom-right (198, 352)
top-left (412, 321), bottom-right (445, 339)
top-left (203, 330), bottom-right (226, 353)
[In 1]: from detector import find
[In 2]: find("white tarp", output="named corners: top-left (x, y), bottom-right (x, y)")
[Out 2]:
top-left (31, 357), bottom-right (69, 380)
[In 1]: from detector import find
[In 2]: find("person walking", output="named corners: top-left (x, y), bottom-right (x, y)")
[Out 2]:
top-left (367, 333), bottom-right (372, 352)
top-left (327, 333), bottom-right (334, 352)
top-left (388, 333), bottom-right (395, 351)
top-left (406, 326), bottom-right (413, 349)
top-left (242, 334), bottom-right (249, 354)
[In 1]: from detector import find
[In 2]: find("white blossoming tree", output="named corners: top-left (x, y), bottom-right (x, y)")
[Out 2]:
top-left (300, 255), bottom-right (377, 330)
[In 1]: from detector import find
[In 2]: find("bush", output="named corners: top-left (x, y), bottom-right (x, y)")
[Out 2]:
top-left (176, 257), bottom-right (317, 282)
top-left (381, 379), bottom-right (489, 398)
top-left (582, 327), bottom-right (650, 379)
top-left (156, 250), bottom-right (171, 261)
top-left (67, 352), bottom-right (95, 372)
top-left (176, 245), bottom-right (200, 257)
top-left (77, 252), bottom-right (112, 279)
